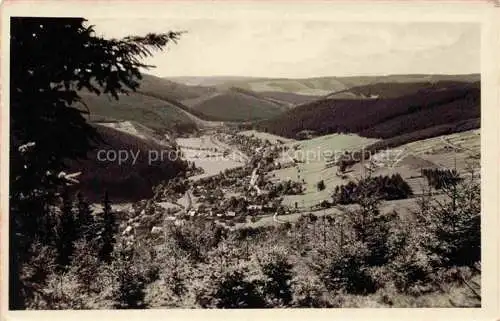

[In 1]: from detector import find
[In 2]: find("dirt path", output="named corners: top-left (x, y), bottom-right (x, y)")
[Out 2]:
top-left (239, 195), bottom-right (443, 229)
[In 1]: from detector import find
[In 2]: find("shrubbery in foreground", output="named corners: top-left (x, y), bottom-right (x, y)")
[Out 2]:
top-left (18, 165), bottom-right (480, 309)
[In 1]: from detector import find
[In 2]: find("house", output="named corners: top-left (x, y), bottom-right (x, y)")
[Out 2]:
top-left (247, 204), bottom-right (263, 211)
top-left (226, 211), bottom-right (236, 217)
top-left (263, 203), bottom-right (276, 213)
top-left (150, 226), bottom-right (163, 235)
top-left (188, 209), bottom-right (197, 217)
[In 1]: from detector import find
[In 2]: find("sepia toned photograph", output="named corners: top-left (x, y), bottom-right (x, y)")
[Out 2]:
top-left (1, 1), bottom-right (498, 317)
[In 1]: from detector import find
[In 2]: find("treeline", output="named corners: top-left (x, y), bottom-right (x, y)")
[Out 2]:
top-left (332, 174), bottom-right (413, 205)
top-left (346, 80), bottom-right (478, 99)
top-left (268, 180), bottom-right (305, 197)
top-left (258, 82), bottom-right (479, 140)
top-left (421, 168), bottom-right (464, 190)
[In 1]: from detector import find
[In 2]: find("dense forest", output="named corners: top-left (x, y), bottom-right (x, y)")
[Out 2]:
top-left (331, 174), bottom-right (413, 205)
top-left (258, 81), bottom-right (480, 140)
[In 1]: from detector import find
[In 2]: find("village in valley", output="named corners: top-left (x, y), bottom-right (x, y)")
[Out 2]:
top-left (113, 124), bottom-right (480, 245)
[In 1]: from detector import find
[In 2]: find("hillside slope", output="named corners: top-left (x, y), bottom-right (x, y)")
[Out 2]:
top-left (80, 91), bottom-right (201, 134)
top-left (325, 80), bottom-right (478, 100)
top-left (258, 81), bottom-right (480, 140)
top-left (337, 73), bottom-right (480, 89)
top-left (222, 77), bottom-right (345, 95)
top-left (115, 74), bottom-right (290, 123)
top-left (66, 124), bottom-right (188, 202)
top-left (186, 87), bottom-right (290, 121)
top-left (138, 74), bottom-right (216, 101)
top-left (258, 91), bottom-right (321, 105)
top-left (80, 74), bottom-right (480, 130)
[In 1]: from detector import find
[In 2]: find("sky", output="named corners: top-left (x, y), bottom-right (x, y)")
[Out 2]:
top-left (89, 19), bottom-right (480, 79)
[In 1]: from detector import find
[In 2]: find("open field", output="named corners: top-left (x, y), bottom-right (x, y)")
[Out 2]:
top-left (97, 121), bottom-right (173, 146)
top-left (265, 129), bottom-right (479, 210)
top-left (177, 135), bottom-right (245, 180)
top-left (268, 133), bottom-right (379, 208)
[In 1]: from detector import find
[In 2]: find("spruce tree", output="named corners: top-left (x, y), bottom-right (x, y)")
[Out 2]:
top-left (351, 181), bottom-right (392, 266)
top-left (55, 189), bottom-right (77, 270)
top-left (316, 180), bottom-right (326, 191)
top-left (261, 255), bottom-right (294, 307)
top-left (99, 191), bottom-right (116, 263)
top-left (112, 246), bottom-right (148, 309)
top-left (10, 17), bottom-right (181, 309)
top-left (75, 191), bottom-right (94, 242)
top-left (211, 271), bottom-right (267, 308)
top-left (424, 166), bottom-right (480, 267)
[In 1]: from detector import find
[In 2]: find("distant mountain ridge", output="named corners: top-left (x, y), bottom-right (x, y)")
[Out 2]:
top-left (166, 73), bottom-right (479, 96)
top-left (78, 73), bottom-right (480, 133)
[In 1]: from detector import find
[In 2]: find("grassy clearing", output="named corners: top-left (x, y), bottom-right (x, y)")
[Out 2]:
top-left (177, 136), bottom-right (244, 180)
top-left (269, 133), bottom-right (379, 208)
top-left (265, 130), bottom-right (479, 210)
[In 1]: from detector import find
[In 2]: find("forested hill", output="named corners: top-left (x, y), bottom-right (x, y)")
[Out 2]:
top-left (257, 81), bottom-right (480, 140)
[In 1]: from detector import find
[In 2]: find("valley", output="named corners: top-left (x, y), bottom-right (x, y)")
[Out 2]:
top-left (100, 121), bottom-right (479, 233)
top-left (79, 73), bottom-right (481, 226)
top-left (66, 72), bottom-right (482, 309)
top-left (10, 17), bottom-right (485, 311)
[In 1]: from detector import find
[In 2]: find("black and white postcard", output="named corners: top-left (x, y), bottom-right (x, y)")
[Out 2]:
top-left (1, 1), bottom-right (499, 321)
